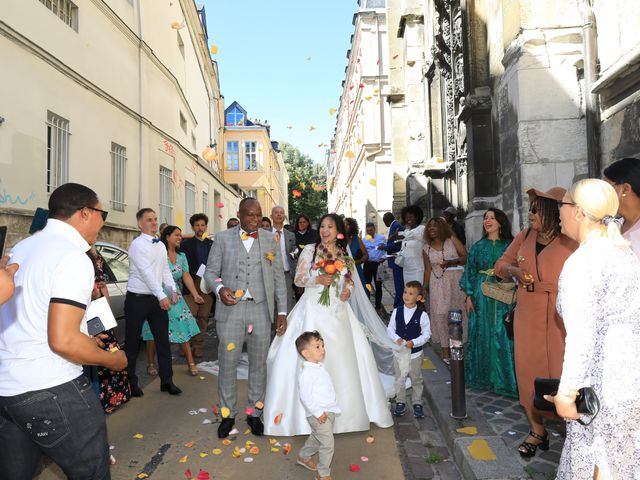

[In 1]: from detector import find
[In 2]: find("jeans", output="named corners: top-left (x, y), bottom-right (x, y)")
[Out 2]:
top-left (0, 375), bottom-right (110, 480)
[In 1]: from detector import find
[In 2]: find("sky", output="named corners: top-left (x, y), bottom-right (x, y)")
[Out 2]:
top-left (203, 0), bottom-right (359, 165)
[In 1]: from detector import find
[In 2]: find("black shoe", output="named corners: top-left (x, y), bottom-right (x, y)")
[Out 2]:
top-left (130, 384), bottom-right (144, 397)
top-left (160, 382), bottom-right (182, 395)
top-left (246, 416), bottom-right (264, 436)
top-left (518, 430), bottom-right (549, 458)
top-left (218, 418), bottom-right (235, 439)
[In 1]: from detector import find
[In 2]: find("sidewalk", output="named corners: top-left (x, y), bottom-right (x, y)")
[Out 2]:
top-left (378, 278), bottom-right (565, 480)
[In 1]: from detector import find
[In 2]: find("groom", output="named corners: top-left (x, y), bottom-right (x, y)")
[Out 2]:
top-left (204, 198), bottom-right (288, 438)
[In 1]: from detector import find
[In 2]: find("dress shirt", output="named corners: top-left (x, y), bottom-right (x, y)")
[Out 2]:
top-left (272, 226), bottom-right (290, 272)
top-left (363, 233), bottom-right (386, 262)
top-left (387, 305), bottom-right (432, 359)
top-left (127, 233), bottom-right (177, 300)
top-left (0, 219), bottom-right (94, 395)
top-left (298, 361), bottom-right (341, 419)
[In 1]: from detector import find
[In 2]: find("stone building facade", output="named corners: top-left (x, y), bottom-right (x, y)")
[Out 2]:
top-left (0, 0), bottom-right (241, 248)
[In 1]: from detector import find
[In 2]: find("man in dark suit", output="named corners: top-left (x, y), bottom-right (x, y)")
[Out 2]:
top-left (382, 212), bottom-right (405, 308)
top-left (181, 213), bottom-right (215, 358)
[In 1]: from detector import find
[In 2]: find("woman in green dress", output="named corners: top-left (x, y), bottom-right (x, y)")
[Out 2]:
top-left (143, 225), bottom-right (204, 377)
top-left (460, 208), bottom-right (517, 397)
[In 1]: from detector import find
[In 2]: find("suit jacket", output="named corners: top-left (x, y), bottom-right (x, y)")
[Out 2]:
top-left (281, 228), bottom-right (298, 273)
top-left (203, 226), bottom-right (287, 322)
top-left (180, 236), bottom-right (213, 283)
top-left (386, 219), bottom-right (405, 268)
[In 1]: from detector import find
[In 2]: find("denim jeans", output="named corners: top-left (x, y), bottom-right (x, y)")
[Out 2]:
top-left (0, 375), bottom-right (110, 480)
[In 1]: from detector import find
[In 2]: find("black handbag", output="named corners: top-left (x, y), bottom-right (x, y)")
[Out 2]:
top-left (533, 377), bottom-right (600, 425)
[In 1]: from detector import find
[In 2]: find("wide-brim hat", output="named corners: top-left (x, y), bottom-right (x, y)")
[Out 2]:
top-left (526, 187), bottom-right (566, 203)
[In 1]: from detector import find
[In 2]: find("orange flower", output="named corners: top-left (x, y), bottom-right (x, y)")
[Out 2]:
top-left (324, 264), bottom-right (337, 274)
top-left (333, 260), bottom-right (344, 271)
top-left (316, 259), bottom-right (326, 268)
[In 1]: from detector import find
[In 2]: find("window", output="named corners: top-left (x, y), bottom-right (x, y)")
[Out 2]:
top-left (245, 141), bottom-right (257, 171)
top-left (246, 189), bottom-right (258, 199)
top-left (191, 132), bottom-right (196, 150)
top-left (179, 111), bottom-right (187, 134)
top-left (96, 245), bottom-right (129, 282)
top-left (110, 143), bottom-right (126, 211)
top-left (39, 0), bottom-right (78, 30)
top-left (226, 141), bottom-right (239, 170)
top-left (185, 181), bottom-right (196, 230)
top-left (46, 111), bottom-right (70, 193)
top-left (225, 106), bottom-right (244, 126)
top-left (201, 182), bottom-right (210, 219)
top-left (159, 167), bottom-right (173, 223)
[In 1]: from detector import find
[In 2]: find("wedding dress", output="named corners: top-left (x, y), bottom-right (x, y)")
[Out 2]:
top-left (264, 244), bottom-right (394, 436)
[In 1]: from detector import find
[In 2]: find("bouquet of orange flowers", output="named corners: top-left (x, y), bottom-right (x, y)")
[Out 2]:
top-left (311, 247), bottom-right (355, 306)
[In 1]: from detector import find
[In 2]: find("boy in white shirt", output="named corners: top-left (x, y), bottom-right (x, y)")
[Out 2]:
top-left (295, 331), bottom-right (341, 480)
top-left (387, 281), bottom-right (431, 418)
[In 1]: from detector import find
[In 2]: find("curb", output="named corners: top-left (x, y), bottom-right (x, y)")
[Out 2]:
top-left (421, 347), bottom-right (529, 480)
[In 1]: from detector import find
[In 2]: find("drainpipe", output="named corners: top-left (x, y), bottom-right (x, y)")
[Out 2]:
top-left (580, 0), bottom-right (600, 178)
top-left (136, 0), bottom-right (143, 209)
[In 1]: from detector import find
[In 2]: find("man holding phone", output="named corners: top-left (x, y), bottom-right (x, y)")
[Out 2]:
top-left (0, 183), bottom-right (127, 479)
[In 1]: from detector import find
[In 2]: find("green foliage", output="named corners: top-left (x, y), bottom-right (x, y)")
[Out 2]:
top-left (425, 452), bottom-right (445, 464)
top-left (281, 142), bottom-right (327, 226)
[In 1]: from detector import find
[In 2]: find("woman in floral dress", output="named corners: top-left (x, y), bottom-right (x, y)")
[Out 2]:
top-left (143, 226), bottom-right (203, 376)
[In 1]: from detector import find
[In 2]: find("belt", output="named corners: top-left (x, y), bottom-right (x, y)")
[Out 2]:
top-left (126, 292), bottom-right (155, 298)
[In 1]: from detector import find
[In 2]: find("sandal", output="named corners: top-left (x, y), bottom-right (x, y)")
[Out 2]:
top-left (188, 362), bottom-right (198, 376)
top-left (518, 430), bottom-right (549, 458)
top-left (147, 363), bottom-right (158, 376)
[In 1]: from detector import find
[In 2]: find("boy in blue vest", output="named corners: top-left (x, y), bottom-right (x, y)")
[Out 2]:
top-left (386, 281), bottom-right (431, 418)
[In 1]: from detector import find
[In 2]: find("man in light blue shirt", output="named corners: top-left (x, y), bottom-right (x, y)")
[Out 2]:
top-left (362, 222), bottom-right (387, 312)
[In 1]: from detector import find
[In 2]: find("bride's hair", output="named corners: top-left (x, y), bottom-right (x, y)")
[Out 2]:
top-left (315, 214), bottom-right (348, 252)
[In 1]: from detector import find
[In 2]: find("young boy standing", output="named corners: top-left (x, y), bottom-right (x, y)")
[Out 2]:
top-left (387, 281), bottom-right (432, 418)
top-left (295, 331), bottom-right (340, 480)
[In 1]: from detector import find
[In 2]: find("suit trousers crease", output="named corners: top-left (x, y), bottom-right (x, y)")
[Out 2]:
top-left (217, 300), bottom-right (271, 418)
top-left (300, 413), bottom-right (335, 477)
top-left (124, 295), bottom-right (173, 385)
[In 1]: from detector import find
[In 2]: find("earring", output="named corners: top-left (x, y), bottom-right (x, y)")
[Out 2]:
top-left (576, 218), bottom-right (580, 222)
top-left (622, 194), bottom-right (627, 197)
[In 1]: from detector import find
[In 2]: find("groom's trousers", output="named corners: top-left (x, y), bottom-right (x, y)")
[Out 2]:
top-left (217, 300), bottom-right (271, 418)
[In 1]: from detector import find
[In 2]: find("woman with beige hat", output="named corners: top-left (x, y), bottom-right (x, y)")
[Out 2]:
top-left (495, 187), bottom-right (578, 458)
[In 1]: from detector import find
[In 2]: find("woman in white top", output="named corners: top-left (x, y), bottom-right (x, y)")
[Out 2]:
top-left (548, 179), bottom-right (640, 479)
top-left (397, 205), bottom-right (426, 285)
top-left (603, 157), bottom-right (640, 258)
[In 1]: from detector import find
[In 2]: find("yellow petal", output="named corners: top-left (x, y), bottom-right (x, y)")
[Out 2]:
top-left (178, 456), bottom-right (188, 463)
top-left (221, 407), bottom-right (231, 418)
top-left (137, 474), bottom-right (149, 479)
top-left (199, 452), bottom-right (208, 458)
top-left (133, 433), bottom-right (144, 439)
top-left (269, 438), bottom-right (278, 445)
top-left (309, 126), bottom-right (316, 131)
top-left (270, 447), bottom-right (280, 453)
top-left (329, 108), bottom-right (337, 115)
top-left (345, 151), bottom-right (355, 159)
top-left (210, 44), bottom-right (219, 55)
top-left (244, 428), bottom-right (251, 435)
top-left (365, 96), bottom-right (373, 101)
top-left (226, 343), bottom-right (236, 352)
top-left (212, 448), bottom-right (222, 455)
top-left (370, 179), bottom-right (377, 186)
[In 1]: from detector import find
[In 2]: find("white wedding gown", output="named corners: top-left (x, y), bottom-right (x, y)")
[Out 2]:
top-left (264, 244), bottom-right (394, 436)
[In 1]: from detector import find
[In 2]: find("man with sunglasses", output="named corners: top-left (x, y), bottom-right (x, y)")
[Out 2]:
top-left (0, 183), bottom-right (127, 479)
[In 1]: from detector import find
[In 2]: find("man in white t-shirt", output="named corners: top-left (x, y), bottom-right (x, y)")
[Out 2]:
top-left (0, 183), bottom-right (127, 479)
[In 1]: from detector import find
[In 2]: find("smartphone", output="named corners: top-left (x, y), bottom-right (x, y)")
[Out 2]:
top-left (0, 226), bottom-right (7, 258)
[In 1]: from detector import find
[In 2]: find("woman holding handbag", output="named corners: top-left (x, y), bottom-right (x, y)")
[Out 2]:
top-left (546, 179), bottom-right (640, 479)
top-left (460, 208), bottom-right (517, 397)
top-left (495, 187), bottom-right (578, 458)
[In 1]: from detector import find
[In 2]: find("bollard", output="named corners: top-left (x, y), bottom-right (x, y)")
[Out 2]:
top-left (448, 309), bottom-right (467, 419)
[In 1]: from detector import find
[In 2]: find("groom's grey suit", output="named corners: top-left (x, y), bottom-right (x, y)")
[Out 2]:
top-left (204, 226), bottom-right (287, 418)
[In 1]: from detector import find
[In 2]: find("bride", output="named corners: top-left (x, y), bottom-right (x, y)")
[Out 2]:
top-left (264, 214), bottom-right (394, 436)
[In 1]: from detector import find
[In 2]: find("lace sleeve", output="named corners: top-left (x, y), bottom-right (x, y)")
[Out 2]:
top-left (294, 244), bottom-right (318, 287)
top-left (557, 251), bottom-right (598, 392)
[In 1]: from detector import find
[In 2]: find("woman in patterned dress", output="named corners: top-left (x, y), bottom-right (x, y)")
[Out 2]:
top-left (143, 226), bottom-right (204, 376)
top-left (422, 217), bottom-right (467, 364)
top-left (548, 179), bottom-right (640, 479)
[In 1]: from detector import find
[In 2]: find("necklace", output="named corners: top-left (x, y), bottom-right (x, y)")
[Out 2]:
top-left (427, 242), bottom-right (446, 280)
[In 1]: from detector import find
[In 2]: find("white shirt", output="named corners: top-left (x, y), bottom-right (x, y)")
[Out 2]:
top-left (272, 226), bottom-right (290, 272)
top-left (0, 219), bottom-right (94, 395)
top-left (387, 305), bottom-right (432, 359)
top-left (298, 361), bottom-right (341, 418)
top-left (127, 233), bottom-right (176, 300)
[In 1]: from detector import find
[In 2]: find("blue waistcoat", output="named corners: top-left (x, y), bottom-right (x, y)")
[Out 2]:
top-left (395, 307), bottom-right (423, 354)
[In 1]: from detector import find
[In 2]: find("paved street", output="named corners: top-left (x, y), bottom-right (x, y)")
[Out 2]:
top-left (36, 281), bottom-right (565, 480)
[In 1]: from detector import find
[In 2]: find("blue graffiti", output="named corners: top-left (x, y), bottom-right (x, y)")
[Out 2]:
top-left (0, 188), bottom-right (35, 206)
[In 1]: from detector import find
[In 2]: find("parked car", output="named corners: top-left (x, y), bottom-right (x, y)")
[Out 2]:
top-left (95, 241), bottom-right (129, 344)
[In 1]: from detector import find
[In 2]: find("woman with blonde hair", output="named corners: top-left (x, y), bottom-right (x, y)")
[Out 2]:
top-left (422, 217), bottom-right (467, 364)
top-left (547, 179), bottom-right (640, 479)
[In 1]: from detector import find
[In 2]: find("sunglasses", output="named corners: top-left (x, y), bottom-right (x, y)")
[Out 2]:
top-left (556, 201), bottom-right (575, 208)
top-left (80, 206), bottom-right (109, 221)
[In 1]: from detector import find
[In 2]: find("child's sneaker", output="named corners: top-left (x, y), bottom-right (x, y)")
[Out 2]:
top-left (297, 456), bottom-right (318, 472)
top-left (413, 404), bottom-right (425, 419)
top-left (393, 402), bottom-right (406, 417)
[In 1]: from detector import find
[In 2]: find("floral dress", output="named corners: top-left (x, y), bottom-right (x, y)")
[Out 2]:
top-left (141, 252), bottom-right (200, 344)
top-left (555, 237), bottom-right (640, 479)
top-left (460, 238), bottom-right (517, 397)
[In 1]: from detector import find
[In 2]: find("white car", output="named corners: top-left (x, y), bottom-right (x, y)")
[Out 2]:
top-left (95, 241), bottom-right (130, 343)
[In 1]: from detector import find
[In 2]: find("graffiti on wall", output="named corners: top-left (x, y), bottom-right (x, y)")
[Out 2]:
top-left (0, 179), bottom-right (35, 206)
